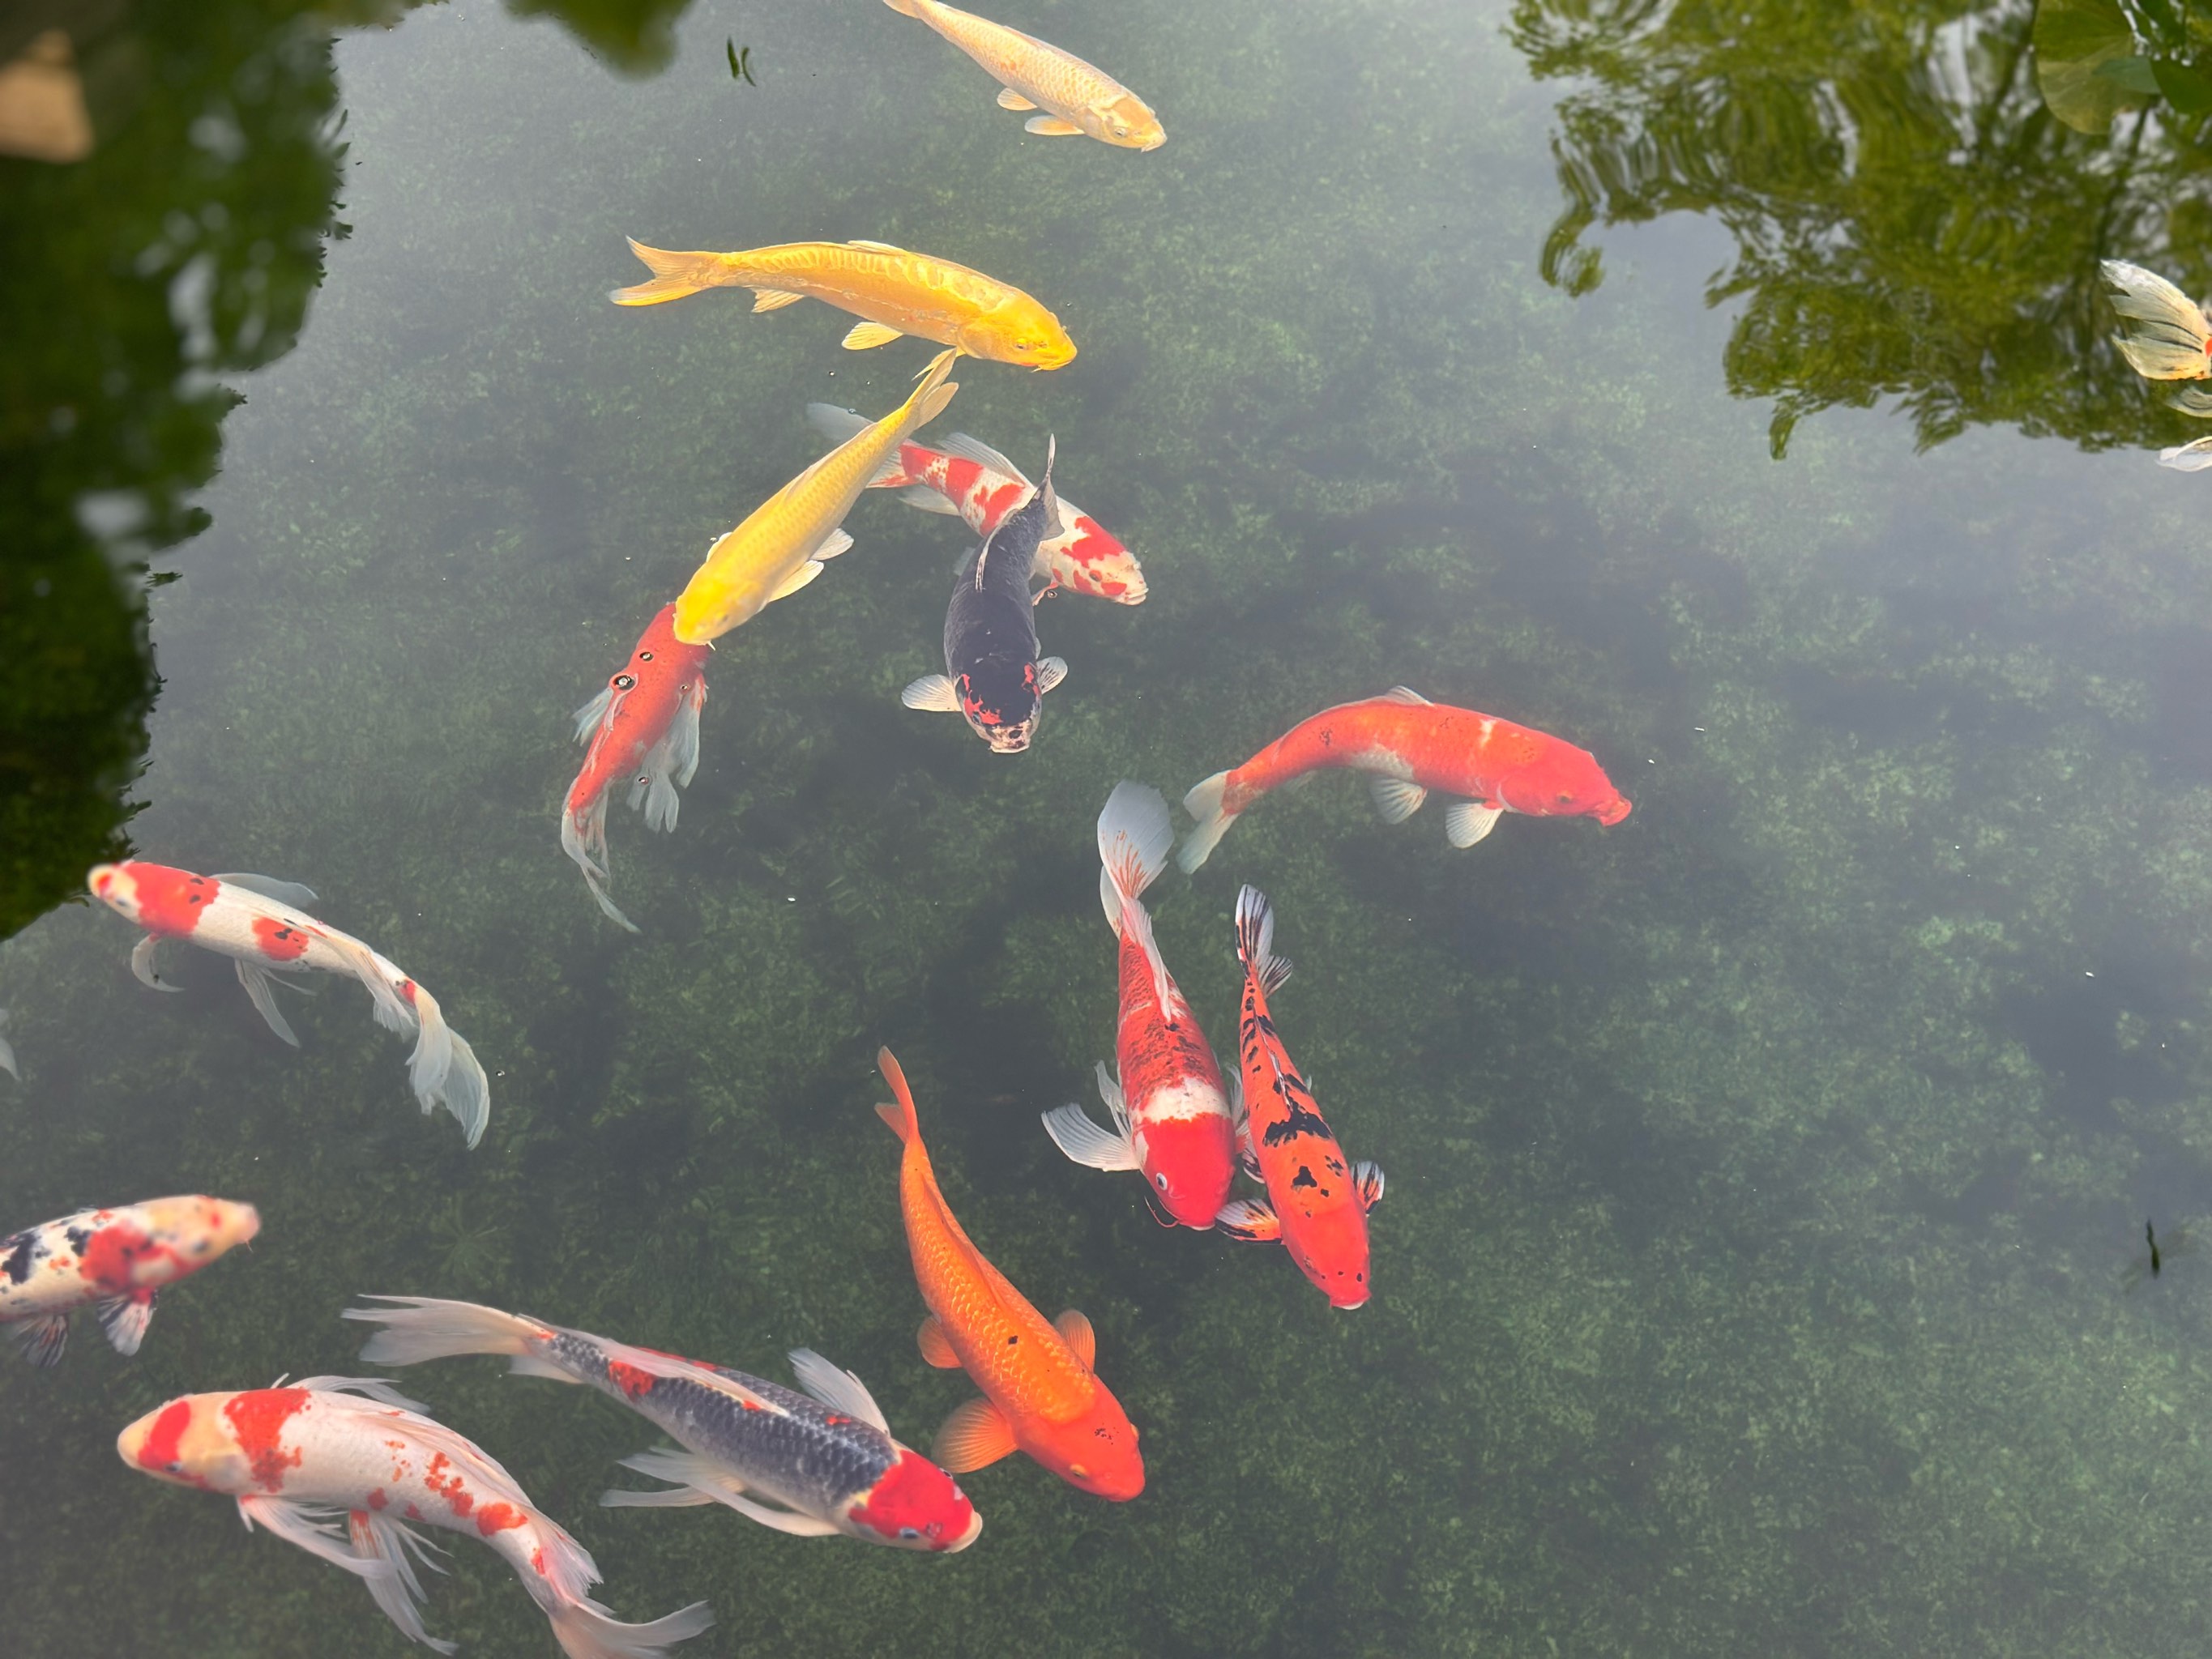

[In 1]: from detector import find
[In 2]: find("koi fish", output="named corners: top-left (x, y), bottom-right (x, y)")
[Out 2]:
top-left (1041, 783), bottom-right (1234, 1228)
top-left (673, 349), bottom-right (960, 644)
top-left (873, 1047), bottom-right (1143, 1499)
top-left (900, 437), bottom-right (1068, 752)
top-left (805, 404), bottom-right (1146, 602)
top-left (2099, 260), bottom-right (2212, 470)
top-left (1215, 886), bottom-right (1382, 1309)
top-left (2, 1195), bottom-right (258, 1367)
top-left (610, 237), bottom-right (1076, 369)
top-left (1179, 686), bottom-right (1631, 872)
top-left (118, 1375), bottom-right (713, 1658)
top-left (344, 1296), bottom-right (981, 1553)
top-left (87, 862), bottom-right (491, 1148)
top-left (562, 603), bottom-right (711, 932)
top-left (881, 0), bottom-right (1164, 151)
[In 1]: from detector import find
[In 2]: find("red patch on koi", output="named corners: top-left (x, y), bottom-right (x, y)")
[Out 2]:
top-left (398, 979), bottom-right (419, 1007)
top-left (135, 1399), bottom-right (199, 1481)
top-left (251, 916), bottom-right (310, 961)
top-left (530, 1546), bottom-right (547, 1576)
top-left (367, 1487), bottom-right (388, 1511)
top-left (223, 1388), bottom-right (311, 1492)
top-left (130, 864), bottom-right (220, 936)
top-left (476, 1502), bottom-right (526, 1536)
top-left (424, 1452), bottom-right (473, 1516)
top-left (606, 1359), bottom-right (657, 1398)
top-left (79, 1223), bottom-right (162, 1292)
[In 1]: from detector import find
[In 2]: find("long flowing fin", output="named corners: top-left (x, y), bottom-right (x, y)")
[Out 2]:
top-left (1095, 781), bottom-right (1172, 923)
top-left (234, 959), bottom-right (301, 1047)
top-left (874, 1047), bottom-right (920, 1144)
top-left (237, 1495), bottom-right (396, 1580)
top-left (787, 1349), bottom-right (891, 1434)
top-left (940, 431), bottom-right (1027, 482)
top-left (348, 1508), bottom-right (456, 1656)
top-left (214, 872), bottom-right (321, 910)
top-left (385, 979), bottom-right (491, 1149)
top-left (1177, 770), bottom-right (1239, 872)
top-left (609, 240), bottom-right (728, 307)
top-left (572, 684), bottom-right (617, 744)
top-left (1040, 1101), bottom-right (1141, 1171)
top-left (344, 1296), bottom-right (565, 1371)
top-left (562, 794), bottom-right (640, 932)
top-left (546, 1597), bottom-right (715, 1659)
top-left (130, 934), bottom-right (180, 992)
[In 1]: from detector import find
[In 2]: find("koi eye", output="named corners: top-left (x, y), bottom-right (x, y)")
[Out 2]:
top-left (899, 1526), bottom-right (920, 1541)
top-left (613, 673), bottom-right (636, 691)
top-left (1557, 791), bottom-right (1573, 804)
top-left (1154, 1173), bottom-right (1168, 1190)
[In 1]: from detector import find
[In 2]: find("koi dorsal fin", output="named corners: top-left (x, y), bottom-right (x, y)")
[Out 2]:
top-left (786, 1349), bottom-right (890, 1433)
top-left (1381, 685), bottom-right (1431, 705)
top-left (941, 431), bottom-right (1027, 482)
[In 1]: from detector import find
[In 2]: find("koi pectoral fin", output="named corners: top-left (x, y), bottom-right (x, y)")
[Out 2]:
top-left (1369, 775), bottom-right (1428, 824)
top-left (235, 960), bottom-right (302, 1047)
top-left (1215, 1196), bottom-right (1283, 1243)
top-left (1036, 656), bottom-right (1068, 695)
top-left (749, 288), bottom-right (804, 312)
top-left (1040, 1102), bottom-right (1141, 1171)
top-left (9, 1311), bottom-right (69, 1367)
top-left (901, 674), bottom-right (962, 713)
top-left (96, 1291), bottom-right (155, 1356)
top-left (916, 1314), bottom-right (960, 1369)
top-left (933, 1397), bottom-right (1018, 1473)
top-left (996, 87), bottom-right (1037, 110)
top-left (1445, 800), bottom-right (1504, 847)
top-left (603, 1448), bottom-right (749, 1510)
top-left (130, 934), bottom-right (181, 992)
top-left (1023, 115), bottom-right (1083, 135)
top-left (841, 320), bottom-right (904, 351)
top-left (1355, 1161), bottom-right (1385, 1210)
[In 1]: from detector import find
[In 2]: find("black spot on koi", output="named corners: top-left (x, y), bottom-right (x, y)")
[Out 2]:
top-left (2, 1231), bottom-right (36, 1284)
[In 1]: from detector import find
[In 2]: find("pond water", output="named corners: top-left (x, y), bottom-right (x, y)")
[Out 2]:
top-left (8, 0), bottom-right (2212, 1653)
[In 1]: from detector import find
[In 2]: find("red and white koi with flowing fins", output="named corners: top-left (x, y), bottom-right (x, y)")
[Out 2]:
top-left (118, 1375), bottom-right (714, 1658)
top-left (1179, 686), bottom-right (1630, 872)
top-left (805, 404), bottom-right (1146, 602)
top-left (1, 1195), bottom-right (259, 1367)
top-left (561, 603), bottom-right (711, 932)
top-left (1041, 783), bottom-right (1235, 1227)
top-left (87, 862), bottom-right (491, 1148)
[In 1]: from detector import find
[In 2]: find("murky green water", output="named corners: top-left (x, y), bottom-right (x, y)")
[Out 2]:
top-left (10, 0), bottom-right (2212, 1652)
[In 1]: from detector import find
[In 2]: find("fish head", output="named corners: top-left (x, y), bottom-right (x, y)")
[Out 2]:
top-left (1507, 748), bottom-right (1631, 826)
top-left (134, 1196), bottom-right (263, 1283)
top-left (963, 295), bottom-right (1076, 370)
top-left (843, 1448), bottom-right (983, 1553)
top-left (1087, 93), bottom-right (1164, 151)
top-left (88, 860), bottom-right (216, 932)
top-left (1137, 1109), bottom-right (1236, 1229)
top-left (955, 662), bottom-right (1044, 753)
top-left (1039, 1392), bottom-right (1145, 1501)
top-left (1286, 1204), bottom-right (1374, 1310)
top-left (117, 1393), bottom-right (252, 1492)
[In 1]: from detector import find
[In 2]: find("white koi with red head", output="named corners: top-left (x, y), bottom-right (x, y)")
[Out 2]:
top-left (0, 1195), bottom-right (258, 1367)
top-left (561, 603), bottom-right (712, 932)
top-left (118, 1375), bottom-right (714, 1657)
top-left (87, 862), bottom-right (490, 1148)
top-left (1041, 783), bottom-right (1235, 1228)
top-left (807, 404), bottom-right (1147, 603)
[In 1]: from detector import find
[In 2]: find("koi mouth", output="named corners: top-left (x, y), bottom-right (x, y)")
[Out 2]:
top-left (1595, 797), bottom-right (1632, 827)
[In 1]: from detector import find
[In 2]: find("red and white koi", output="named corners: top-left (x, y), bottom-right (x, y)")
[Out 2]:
top-left (118, 1375), bottom-right (714, 1658)
top-left (561, 603), bottom-right (711, 932)
top-left (345, 1297), bottom-right (980, 1552)
top-left (1215, 885), bottom-right (1383, 1309)
top-left (87, 862), bottom-right (491, 1148)
top-left (2, 1195), bottom-right (259, 1367)
top-left (806, 403), bottom-right (1147, 602)
top-left (1041, 783), bottom-right (1235, 1228)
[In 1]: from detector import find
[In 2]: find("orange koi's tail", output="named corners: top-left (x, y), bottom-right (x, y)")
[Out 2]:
top-left (874, 1047), bottom-right (920, 1144)
top-left (1176, 770), bottom-right (1247, 872)
top-left (1233, 885), bottom-right (1292, 996)
top-left (609, 239), bottom-right (732, 307)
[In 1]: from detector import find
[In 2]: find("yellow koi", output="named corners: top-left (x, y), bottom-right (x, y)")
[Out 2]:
top-left (882, 0), bottom-right (1164, 151)
top-left (610, 237), bottom-right (1075, 369)
top-left (672, 349), bottom-right (961, 645)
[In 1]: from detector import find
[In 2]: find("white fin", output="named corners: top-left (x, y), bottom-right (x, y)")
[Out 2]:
top-left (1381, 685), bottom-right (1432, 705)
top-left (1234, 885), bottom-right (1291, 995)
top-left (805, 402), bottom-right (868, 443)
top-left (940, 431), bottom-right (1027, 481)
top-left (895, 484), bottom-right (961, 514)
top-left (344, 1296), bottom-right (561, 1370)
top-left (786, 1349), bottom-right (891, 1434)
top-left (2159, 436), bottom-right (2212, 471)
top-left (1024, 115), bottom-right (1083, 135)
top-left (348, 1508), bottom-right (455, 1656)
top-left (598, 1483), bottom-right (716, 1509)
top-left (1355, 1162), bottom-right (1385, 1209)
top-left (571, 684), bottom-right (617, 744)
top-left (238, 1495), bottom-right (395, 1580)
top-left (1036, 656), bottom-right (1068, 695)
top-left (811, 527), bottom-right (855, 561)
top-left (1368, 775), bottom-right (1427, 824)
top-left (841, 320), bottom-right (903, 351)
top-left (668, 679), bottom-right (706, 792)
top-left (749, 288), bottom-right (804, 312)
top-left (130, 934), bottom-right (181, 992)
top-left (1095, 1060), bottom-right (1130, 1128)
top-left (10, 1311), bottom-right (68, 1367)
top-left (1214, 1196), bottom-right (1282, 1243)
top-left (902, 674), bottom-right (961, 712)
top-left (214, 873), bottom-right (321, 910)
top-left (1445, 800), bottom-right (1504, 847)
top-left (375, 975), bottom-right (489, 1150)
top-left (1176, 770), bottom-right (1237, 873)
top-left (1095, 781), bottom-right (1172, 922)
top-left (996, 87), bottom-right (1037, 110)
top-left (235, 959), bottom-right (302, 1047)
top-left (1040, 1102), bottom-right (1142, 1171)
top-left (767, 560), bottom-right (825, 603)
top-left (846, 238), bottom-right (903, 253)
top-left (548, 1598), bottom-right (715, 1659)
top-left (606, 1449), bottom-right (837, 1535)
top-left (96, 1292), bottom-right (155, 1355)
top-left (290, 1374), bottom-right (433, 1411)
top-left (561, 795), bottom-right (640, 933)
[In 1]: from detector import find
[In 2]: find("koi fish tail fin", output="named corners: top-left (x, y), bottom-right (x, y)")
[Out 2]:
top-left (873, 1046), bottom-right (920, 1143)
top-left (1177, 770), bottom-right (1245, 872)
top-left (2103, 259), bottom-right (2212, 379)
top-left (547, 1597), bottom-right (715, 1659)
top-left (2159, 435), bottom-right (2212, 471)
top-left (1233, 885), bottom-right (1292, 996)
top-left (395, 981), bottom-right (492, 1149)
top-left (609, 240), bottom-right (730, 307)
top-left (561, 797), bottom-right (641, 933)
top-left (343, 1296), bottom-right (574, 1380)
top-left (881, 0), bottom-right (925, 15)
top-left (1095, 780), bottom-right (1174, 934)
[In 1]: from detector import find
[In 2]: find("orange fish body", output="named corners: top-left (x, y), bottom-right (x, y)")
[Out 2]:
top-left (1215, 887), bottom-right (1382, 1310)
top-left (1180, 685), bottom-right (1630, 870)
top-left (873, 1048), bottom-right (1142, 1499)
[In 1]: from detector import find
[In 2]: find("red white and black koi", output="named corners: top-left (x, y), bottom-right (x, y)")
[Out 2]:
top-left (117, 1375), bottom-right (713, 1658)
top-left (901, 437), bottom-right (1069, 753)
top-left (2, 1195), bottom-right (259, 1367)
top-left (805, 404), bottom-right (1147, 602)
top-left (561, 602), bottom-right (711, 932)
top-left (87, 862), bottom-right (491, 1148)
top-left (345, 1297), bottom-right (981, 1553)
top-left (1041, 783), bottom-right (1236, 1229)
